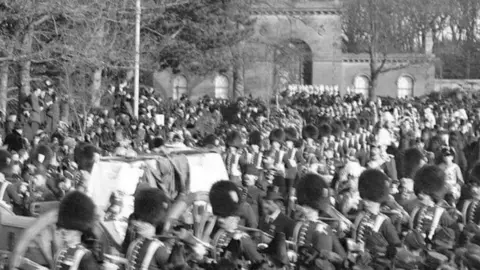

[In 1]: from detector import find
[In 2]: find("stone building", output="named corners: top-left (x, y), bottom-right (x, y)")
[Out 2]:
top-left (152, 0), bottom-right (436, 100)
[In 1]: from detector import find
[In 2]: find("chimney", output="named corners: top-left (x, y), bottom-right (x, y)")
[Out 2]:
top-left (425, 30), bottom-right (433, 55)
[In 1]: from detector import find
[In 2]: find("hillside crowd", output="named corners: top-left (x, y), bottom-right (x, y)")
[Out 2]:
top-left (2, 80), bottom-right (480, 270)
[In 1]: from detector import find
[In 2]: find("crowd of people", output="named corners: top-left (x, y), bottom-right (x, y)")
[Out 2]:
top-left (2, 79), bottom-right (480, 270)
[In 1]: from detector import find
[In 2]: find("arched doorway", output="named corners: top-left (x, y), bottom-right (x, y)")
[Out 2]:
top-left (274, 39), bottom-right (313, 90)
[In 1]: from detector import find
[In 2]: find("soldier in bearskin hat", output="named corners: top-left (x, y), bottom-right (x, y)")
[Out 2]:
top-left (245, 130), bottom-right (264, 169)
top-left (53, 191), bottom-right (103, 270)
top-left (122, 188), bottom-right (174, 269)
top-left (283, 127), bottom-right (302, 209)
top-left (223, 130), bottom-right (245, 184)
top-left (330, 122), bottom-right (345, 159)
top-left (348, 169), bottom-right (402, 269)
top-left (208, 180), bottom-right (266, 268)
top-left (264, 128), bottom-right (286, 172)
top-left (406, 165), bottom-right (460, 254)
top-left (294, 173), bottom-right (347, 269)
top-left (301, 124), bottom-right (320, 168)
top-left (458, 162), bottom-right (480, 225)
top-left (73, 143), bottom-right (100, 193)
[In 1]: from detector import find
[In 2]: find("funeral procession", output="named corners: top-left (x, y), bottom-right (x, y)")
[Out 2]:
top-left (2, 0), bottom-right (480, 269)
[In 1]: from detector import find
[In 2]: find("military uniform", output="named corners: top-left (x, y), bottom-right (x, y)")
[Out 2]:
top-left (126, 238), bottom-right (170, 270)
top-left (53, 191), bottom-right (102, 270)
top-left (347, 169), bottom-right (402, 269)
top-left (223, 131), bottom-right (245, 184)
top-left (209, 181), bottom-right (266, 267)
top-left (407, 165), bottom-right (459, 255)
top-left (53, 245), bottom-right (100, 270)
top-left (301, 125), bottom-right (321, 165)
top-left (123, 188), bottom-right (173, 270)
top-left (460, 199), bottom-right (480, 225)
top-left (294, 173), bottom-right (347, 269)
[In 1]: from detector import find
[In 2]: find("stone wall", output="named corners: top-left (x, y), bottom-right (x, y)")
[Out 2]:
top-left (151, 0), bottom-right (435, 99)
top-left (340, 55), bottom-right (436, 97)
top-left (434, 79), bottom-right (480, 92)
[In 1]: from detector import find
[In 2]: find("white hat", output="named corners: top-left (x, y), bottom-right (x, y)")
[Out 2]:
top-left (383, 112), bottom-right (394, 123)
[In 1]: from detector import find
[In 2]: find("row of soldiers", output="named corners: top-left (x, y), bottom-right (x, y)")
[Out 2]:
top-left (42, 116), bottom-right (479, 270)
top-left (48, 159), bottom-right (480, 270)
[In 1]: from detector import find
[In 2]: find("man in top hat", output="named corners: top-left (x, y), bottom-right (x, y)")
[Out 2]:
top-left (3, 122), bottom-right (27, 152)
top-left (26, 87), bottom-right (43, 141)
top-left (259, 186), bottom-right (295, 240)
top-left (348, 169), bottom-right (402, 269)
top-left (239, 164), bottom-right (265, 221)
top-left (53, 191), bottom-right (103, 270)
top-left (294, 173), bottom-right (347, 269)
top-left (209, 180), bottom-right (265, 268)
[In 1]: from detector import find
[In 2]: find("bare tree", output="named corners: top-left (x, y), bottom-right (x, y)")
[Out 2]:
top-left (342, 0), bottom-right (442, 99)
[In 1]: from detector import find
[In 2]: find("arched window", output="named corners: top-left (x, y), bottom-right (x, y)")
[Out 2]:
top-left (353, 75), bottom-right (370, 97)
top-left (397, 75), bottom-right (414, 98)
top-left (214, 75), bottom-right (229, 99)
top-left (172, 75), bottom-right (187, 100)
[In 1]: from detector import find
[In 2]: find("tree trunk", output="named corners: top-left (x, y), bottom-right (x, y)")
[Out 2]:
top-left (0, 62), bottom-right (9, 114)
top-left (19, 31), bottom-right (33, 96)
top-left (233, 60), bottom-right (245, 99)
top-left (91, 68), bottom-right (103, 107)
top-left (369, 74), bottom-right (378, 101)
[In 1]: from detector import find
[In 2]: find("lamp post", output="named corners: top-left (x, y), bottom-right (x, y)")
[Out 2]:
top-left (133, 0), bottom-right (141, 119)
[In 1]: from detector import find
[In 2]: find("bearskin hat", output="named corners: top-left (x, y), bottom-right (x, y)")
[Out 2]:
top-left (302, 125), bottom-right (318, 140)
top-left (318, 124), bottom-right (332, 139)
top-left (284, 127), bottom-right (298, 142)
top-left (330, 123), bottom-right (343, 138)
top-left (358, 169), bottom-right (390, 203)
top-left (358, 118), bottom-right (368, 129)
top-left (209, 180), bottom-right (241, 217)
top-left (269, 128), bottom-right (285, 144)
top-left (403, 148), bottom-right (426, 179)
top-left (414, 165), bottom-right (447, 200)
top-left (296, 173), bottom-right (330, 212)
top-left (469, 162), bottom-right (480, 186)
top-left (75, 143), bottom-right (99, 173)
top-left (248, 130), bottom-right (262, 146)
top-left (226, 131), bottom-right (243, 149)
top-left (57, 191), bottom-right (96, 233)
top-left (349, 119), bottom-right (359, 133)
top-left (30, 144), bottom-right (54, 168)
top-left (0, 150), bottom-right (12, 174)
top-left (134, 188), bottom-right (170, 225)
top-left (203, 134), bottom-right (219, 147)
